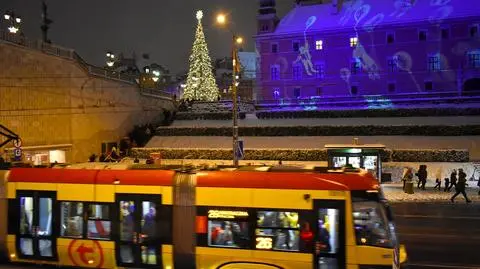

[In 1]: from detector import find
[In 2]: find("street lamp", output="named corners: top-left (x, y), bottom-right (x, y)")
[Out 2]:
top-left (216, 12), bottom-right (244, 167)
top-left (106, 52), bottom-right (115, 67)
top-left (3, 11), bottom-right (21, 34)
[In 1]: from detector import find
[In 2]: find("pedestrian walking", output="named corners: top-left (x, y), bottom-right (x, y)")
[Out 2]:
top-left (447, 169), bottom-right (457, 192)
top-left (416, 165), bottom-right (427, 190)
top-left (434, 167), bottom-right (442, 190)
top-left (477, 176), bottom-right (480, 196)
top-left (444, 177), bottom-right (450, 192)
top-left (451, 168), bottom-right (472, 203)
top-left (402, 168), bottom-right (414, 193)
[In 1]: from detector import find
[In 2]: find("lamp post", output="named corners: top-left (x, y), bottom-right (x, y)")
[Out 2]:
top-left (216, 13), bottom-right (243, 167)
top-left (106, 52), bottom-right (115, 68)
top-left (3, 11), bottom-right (21, 34)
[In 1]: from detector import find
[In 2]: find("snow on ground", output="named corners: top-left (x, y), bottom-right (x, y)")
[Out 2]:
top-left (164, 116), bottom-right (480, 128)
top-left (382, 183), bottom-right (480, 203)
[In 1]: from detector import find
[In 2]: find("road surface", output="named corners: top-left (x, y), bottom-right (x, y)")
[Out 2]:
top-left (392, 202), bottom-right (480, 269)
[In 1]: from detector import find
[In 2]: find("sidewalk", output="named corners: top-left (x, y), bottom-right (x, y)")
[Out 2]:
top-left (382, 183), bottom-right (480, 203)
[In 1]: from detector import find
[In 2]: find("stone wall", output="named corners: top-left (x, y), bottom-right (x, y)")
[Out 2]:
top-left (0, 42), bottom-right (174, 162)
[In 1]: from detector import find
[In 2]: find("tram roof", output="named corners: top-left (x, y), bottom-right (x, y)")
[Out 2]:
top-left (7, 165), bottom-right (378, 191)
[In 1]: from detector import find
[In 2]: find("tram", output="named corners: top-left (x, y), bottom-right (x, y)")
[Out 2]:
top-left (0, 163), bottom-right (407, 269)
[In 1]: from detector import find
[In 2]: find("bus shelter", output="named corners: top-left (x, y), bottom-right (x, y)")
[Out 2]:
top-left (325, 143), bottom-right (386, 180)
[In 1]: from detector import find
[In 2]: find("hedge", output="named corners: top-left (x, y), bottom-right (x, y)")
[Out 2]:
top-left (256, 107), bottom-right (480, 119)
top-left (131, 148), bottom-right (468, 162)
top-left (156, 125), bottom-right (480, 136)
top-left (175, 112), bottom-right (246, 120)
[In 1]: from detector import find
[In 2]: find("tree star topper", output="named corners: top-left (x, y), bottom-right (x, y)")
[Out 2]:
top-left (196, 10), bottom-right (203, 20)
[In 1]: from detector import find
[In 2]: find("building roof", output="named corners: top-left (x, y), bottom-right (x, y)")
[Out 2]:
top-left (273, 0), bottom-right (480, 36)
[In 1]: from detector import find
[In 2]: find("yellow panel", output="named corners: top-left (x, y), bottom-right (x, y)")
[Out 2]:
top-left (162, 186), bottom-right (173, 205)
top-left (253, 189), bottom-right (311, 209)
top-left (58, 184), bottom-right (94, 201)
top-left (56, 238), bottom-right (115, 268)
top-left (346, 245), bottom-right (357, 264)
top-left (162, 245), bottom-right (174, 269)
top-left (356, 246), bottom-right (393, 265)
top-left (196, 188), bottom-right (252, 207)
top-left (196, 249), bottom-right (311, 269)
top-left (162, 244), bottom-right (173, 253)
top-left (115, 185), bottom-right (162, 195)
top-left (16, 182), bottom-right (56, 191)
top-left (95, 184), bottom-right (115, 202)
top-left (251, 250), bottom-right (310, 262)
top-left (196, 247), bottom-right (252, 258)
top-left (7, 182), bottom-right (15, 199)
top-left (400, 244), bottom-right (408, 264)
top-left (344, 195), bottom-right (356, 247)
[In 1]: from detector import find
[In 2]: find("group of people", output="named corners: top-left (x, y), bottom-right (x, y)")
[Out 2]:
top-left (402, 165), bottom-right (478, 203)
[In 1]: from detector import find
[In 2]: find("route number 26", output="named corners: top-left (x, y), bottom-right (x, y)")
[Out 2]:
top-left (256, 237), bottom-right (273, 250)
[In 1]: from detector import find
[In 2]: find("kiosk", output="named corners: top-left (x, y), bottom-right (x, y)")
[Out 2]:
top-left (325, 142), bottom-right (385, 180)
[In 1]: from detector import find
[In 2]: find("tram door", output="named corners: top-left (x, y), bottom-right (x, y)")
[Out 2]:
top-left (16, 191), bottom-right (57, 260)
top-left (115, 194), bottom-right (162, 268)
top-left (313, 200), bottom-right (345, 269)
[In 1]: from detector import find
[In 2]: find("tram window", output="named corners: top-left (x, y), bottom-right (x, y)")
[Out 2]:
top-left (60, 202), bottom-right (83, 238)
top-left (19, 196), bottom-right (34, 235)
top-left (352, 192), bottom-right (393, 248)
top-left (256, 211), bottom-right (300, 251)
top-left (208, 220), bottom-right (250, 248)
top-left (87, 204), bottom-right (111, 240)
top-left (317, 208), bottom-right (340, 254)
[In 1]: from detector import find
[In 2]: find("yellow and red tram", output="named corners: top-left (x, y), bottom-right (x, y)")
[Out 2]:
top-left (0, 164), bottom-right (407, 269)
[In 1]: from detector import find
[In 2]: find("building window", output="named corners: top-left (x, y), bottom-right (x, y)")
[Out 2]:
top-left (351, 85), bottom-right (358, 95)
top-left (273, 88), bottom-right (281, 99)
top-left (470, 25), bottom-right (479, 38)
top-left (419, 30), bottom-right (427, 41)
top-left (425, 81), bottom-right (433, 91)
top-left (270, 65), bottom-right (280, 80)
top-left (350, 36), bottom-right (358, 47)
top-left (293, 87), bottom-right (301, 98)
top-left (387, 56), bottom-right (398, 73)
top-left (293, 41), bottom-right (300, 52)
top-left (315, 40), bottom-right (323, 50)
top-left (351, 58), bottom-right (362, 74)
top-left (256, 211), bottom-right (300, 251)
top-left (428, 54), bottom-right (441, 72)
top-left (386, 32), bottom-right (395, 44)
top-left (467, 50), bottom-right (480, 68)
top-left (315, 62), bottom-right (325, 79)
top-left (441, 28), bottom-right (449, 39)
top-left (271, 43), bottom-right (278, 53)
top-left (292, 65), bottom-right (302, 80)
top-left (388, 82), bottom-right (396, 93)
top-left (316, 87), bottom-right (322, 96)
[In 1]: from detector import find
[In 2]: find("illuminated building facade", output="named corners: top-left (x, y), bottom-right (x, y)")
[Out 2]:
top-left (255, 0), bottom-right (480, 101)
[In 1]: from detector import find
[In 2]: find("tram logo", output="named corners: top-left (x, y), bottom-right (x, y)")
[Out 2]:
top-left (68, 240), bottom-right (104, 268)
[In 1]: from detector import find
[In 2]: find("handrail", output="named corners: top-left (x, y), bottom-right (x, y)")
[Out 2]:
top-left (0, 30), bottom-right (137, 84)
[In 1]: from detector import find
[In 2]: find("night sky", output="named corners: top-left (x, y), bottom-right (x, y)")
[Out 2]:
top-left (0, 0), bottom-right (292, 75)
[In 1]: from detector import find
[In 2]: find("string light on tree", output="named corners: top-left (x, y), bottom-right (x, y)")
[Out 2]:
top-left (183, 10), bottom-right (220, 101)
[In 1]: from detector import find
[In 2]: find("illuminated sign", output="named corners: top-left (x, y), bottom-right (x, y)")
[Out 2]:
top-left (255, 237), bottom-right (273, 250)
top-left (207, 210), bottom-right (248, 219)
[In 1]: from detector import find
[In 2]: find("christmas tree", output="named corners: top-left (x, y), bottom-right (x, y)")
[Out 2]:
top-left (183, 10), bottom-right (220, 101)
